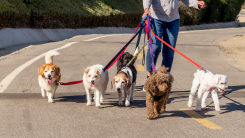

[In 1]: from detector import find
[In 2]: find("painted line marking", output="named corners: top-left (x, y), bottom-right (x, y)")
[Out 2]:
top-left (180, 109), bottom-right (222, 129)
top-left (137, 54), bottom-right (143, 59)
top-left (84, 34), bottom-right (131, 42)
top-left (0, 34), bottom-right (132, 93)
top-left (136, 64), bottom-right (145, 71)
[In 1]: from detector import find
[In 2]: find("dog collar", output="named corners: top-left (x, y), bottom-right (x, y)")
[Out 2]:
top-left (148, 89), bottom-right (165, 101)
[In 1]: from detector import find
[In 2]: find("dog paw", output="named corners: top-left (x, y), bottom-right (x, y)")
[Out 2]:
top-left (147, 116), bottom-right (155, 120)
top-left (160, 109), bottom-right (165, 113)
top-left (48, 100), bottom-right (54, 103)
top-left (187, 102), bottom-right (192, 107)
top-left (125, 101), bottom-right (130, 107)
top-left (118, 102), bottom-right (123, 106)
top-left (155, 113), bottom-right (160, 117)
top-left (216, 109), bottom-right (220, 112)
top-left (96, 104), bottom-right (101, 108)
top-left (202, 107), bottom-right (209, 110)
top-left (196, 109), bottom-right (201, 112)
top-left (87, 102), bottom-right (92, 106)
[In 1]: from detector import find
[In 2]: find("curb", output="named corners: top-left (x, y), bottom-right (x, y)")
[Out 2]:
top-left (0, 20), bottom-right (242, 49)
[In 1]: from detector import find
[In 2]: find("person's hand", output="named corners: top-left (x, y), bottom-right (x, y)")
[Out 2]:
top-left (197, 1), bottom-right (205, 9)
top-left (142, 8), bottom-right (151, 18)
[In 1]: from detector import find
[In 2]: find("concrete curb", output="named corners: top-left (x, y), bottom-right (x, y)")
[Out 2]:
top-left (0, 21), bottom-right (241, 49)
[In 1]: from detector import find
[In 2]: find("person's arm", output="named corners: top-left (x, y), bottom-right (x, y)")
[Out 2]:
top-left (181, 0), bottom-right (205, 9)
top-left (142, 0), bottom-right (152, 18)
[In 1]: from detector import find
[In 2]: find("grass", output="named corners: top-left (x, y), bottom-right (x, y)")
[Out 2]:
top-left (0, 0), bottom-right (144, 28)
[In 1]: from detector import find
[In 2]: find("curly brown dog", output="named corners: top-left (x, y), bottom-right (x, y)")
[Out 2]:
top-left (144, 66), bottom-right (174, 119)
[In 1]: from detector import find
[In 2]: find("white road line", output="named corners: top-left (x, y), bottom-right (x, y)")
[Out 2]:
top-left (83, 34), bottom-right (131, 41)
top-left (0, 42), bottom-right (77, 93)
top-left (0, 34), bottom-right (132, 93)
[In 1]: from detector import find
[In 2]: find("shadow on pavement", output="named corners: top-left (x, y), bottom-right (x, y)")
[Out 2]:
top-left (206, 85), bottom-right (245, 114)
top-left (55, 95), bottom-right (87, 103)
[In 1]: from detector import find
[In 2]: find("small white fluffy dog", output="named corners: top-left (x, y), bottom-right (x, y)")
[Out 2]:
top-left (38, 50), bottom-right (61, 103)
top-left (188, 69), bottom-right (228, 112)
top-left (83, 64), bottom-right (109, 107)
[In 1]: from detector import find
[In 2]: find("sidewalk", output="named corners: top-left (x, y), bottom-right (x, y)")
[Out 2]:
top-left (237, 9), bottom-right (245, 26)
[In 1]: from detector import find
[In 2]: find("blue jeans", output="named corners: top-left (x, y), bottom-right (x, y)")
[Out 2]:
top-left (146, 19), bottom-right (180, 72)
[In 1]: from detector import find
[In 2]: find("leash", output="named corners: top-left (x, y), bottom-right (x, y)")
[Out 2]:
top-left (143, 15), bottom-right (204, 70)
top-left (102, 23), bottom-right (145, 72)
top-left (126, 41), bottom-right (149, 66)
top-left (58, 80), bottom-right (83, 85)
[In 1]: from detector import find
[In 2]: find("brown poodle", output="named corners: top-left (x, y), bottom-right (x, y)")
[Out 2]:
top-left (144, 66), bottom-right (174, 119)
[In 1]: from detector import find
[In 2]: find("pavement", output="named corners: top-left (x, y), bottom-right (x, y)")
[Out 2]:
top-left (0, 10), bottom-right (245, 138)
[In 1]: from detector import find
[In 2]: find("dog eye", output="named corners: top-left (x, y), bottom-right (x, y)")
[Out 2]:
top-left (95, 76), bottom-right (97, 78)
top-left (89, 75), bottom-right (91, 77)
top-left (51, 71), bottom-right (54, 72)
top-left (115, 81), bottom-right (118, 83)
top-left (122, 82), bottom-right (125, 83)
top-left (44, 71), bottom-right (47, 72)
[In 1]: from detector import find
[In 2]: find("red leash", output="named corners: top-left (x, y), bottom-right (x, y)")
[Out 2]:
top-left (59, 80), bottom-right (83, 85)
top-left (150, 29), bottom-right (203, 70)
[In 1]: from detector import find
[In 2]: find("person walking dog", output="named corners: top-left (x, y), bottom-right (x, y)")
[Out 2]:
top-left (142, 0), bottom-right (205, 79)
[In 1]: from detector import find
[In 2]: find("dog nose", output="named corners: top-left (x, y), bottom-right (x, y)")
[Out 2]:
top-left (48, 75), bottom-right (51, 78)
top-left (91, 80), bottom-right (94, 83)
top-left (117, 88), bottom-right (121, 91)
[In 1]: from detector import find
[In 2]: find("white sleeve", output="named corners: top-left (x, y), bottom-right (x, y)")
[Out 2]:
top-left (181, 0), bottom-right (200, 9)
top-left (143, 0), bottom-right (152, 10)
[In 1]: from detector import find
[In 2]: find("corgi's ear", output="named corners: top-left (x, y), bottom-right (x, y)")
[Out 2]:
top-left (54, 65), bottom-right (60, 77)
top-left (125, 78), bottom-right (131, 91)
top-left (38, 65), bottom-right (46, 76)
top-left (84, 68), bottom-right (90, 74)
top-left (111, 77), bottom-right (115, 90)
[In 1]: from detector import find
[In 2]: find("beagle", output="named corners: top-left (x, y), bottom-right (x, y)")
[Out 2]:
top-left (111, 63), bottom-right (137, 106)
top-left (38, 50), bottom-right (61, 103)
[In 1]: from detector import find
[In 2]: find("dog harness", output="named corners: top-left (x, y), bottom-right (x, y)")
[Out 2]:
top-left (117, 64), bottom-right (137, 83)
top-left (148, 89), bottom-right (166, 101)
top-left (206, 84), bottom-right (215, 91)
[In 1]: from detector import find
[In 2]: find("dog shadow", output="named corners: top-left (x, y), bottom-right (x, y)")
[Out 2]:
top-left (100, 98), bottom-right (146, 109)
top-left (206, 85), bottom-right (245, 114)
top-left (54, 95), bottom-right (87, 103)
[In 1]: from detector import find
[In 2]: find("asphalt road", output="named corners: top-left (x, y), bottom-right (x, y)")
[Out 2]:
top-left (0, 27), bottom-right (245, 138)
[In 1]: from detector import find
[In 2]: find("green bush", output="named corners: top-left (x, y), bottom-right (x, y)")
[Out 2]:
top-left (179, 0), bottom-right (245, 25)
top-left (0, 0), bottom-right (244, 28)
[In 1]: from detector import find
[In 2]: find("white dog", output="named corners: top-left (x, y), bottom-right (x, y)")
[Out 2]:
top-left (188, 69), bottom-right (228, 112)
top-left (38, 50), bottom-right (61, 103)
top-left (83, 64), bottom-right (109, 107)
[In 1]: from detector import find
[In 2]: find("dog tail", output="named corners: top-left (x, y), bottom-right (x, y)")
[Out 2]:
top-left (45, 50), bottom-right (60, 64)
